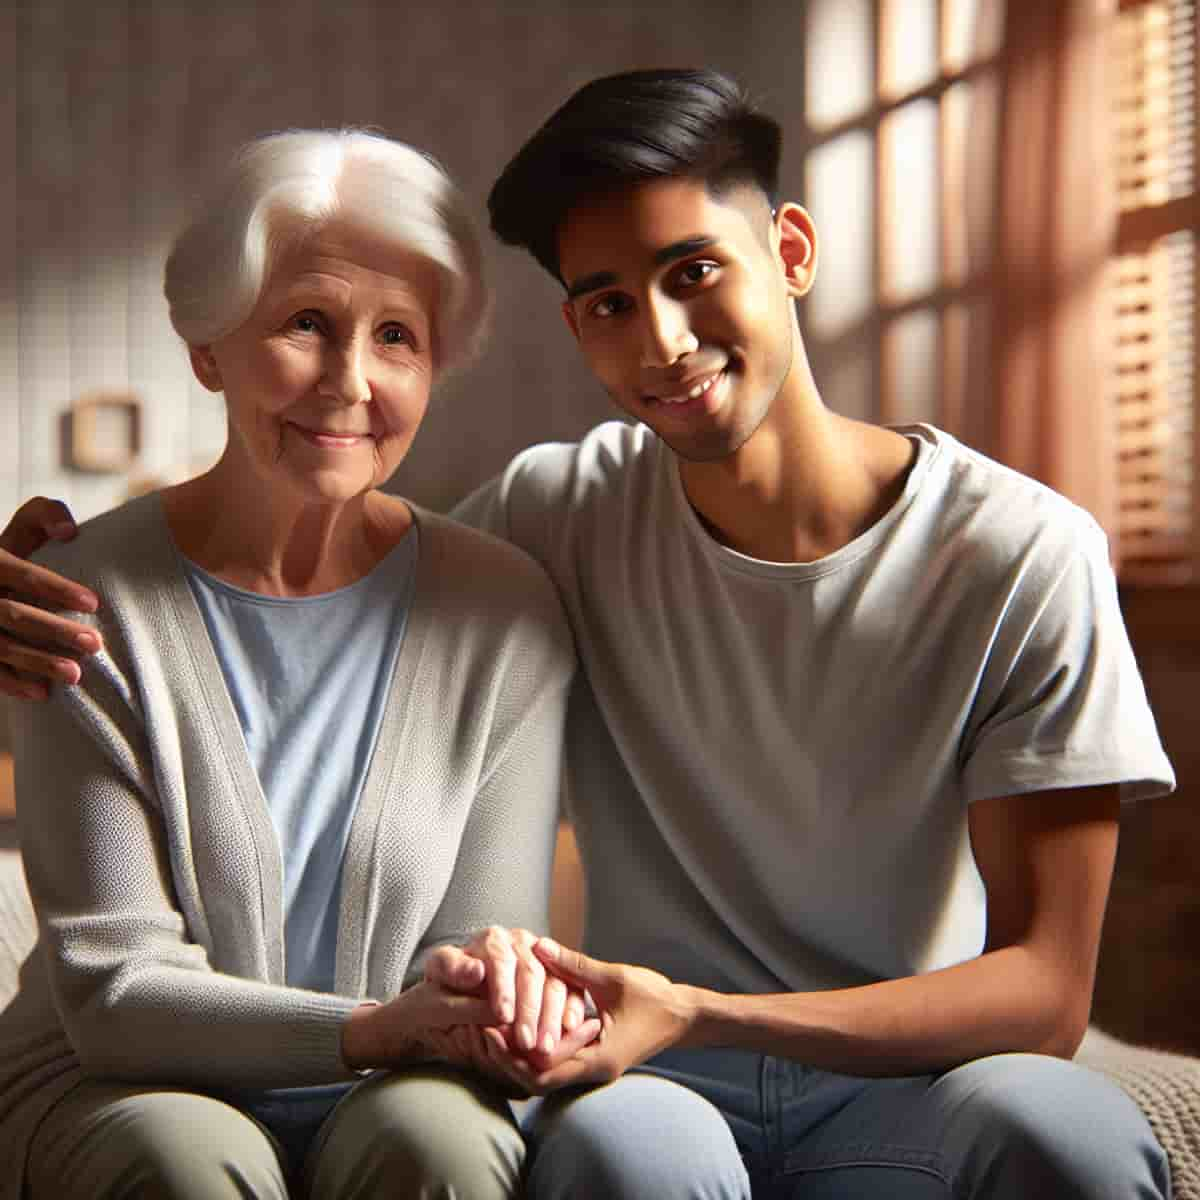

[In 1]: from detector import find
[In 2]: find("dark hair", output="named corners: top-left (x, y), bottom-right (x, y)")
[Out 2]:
top-left (488, 68), bottom-right (781, 282)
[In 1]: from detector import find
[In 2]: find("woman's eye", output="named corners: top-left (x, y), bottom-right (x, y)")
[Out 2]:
top-left (380, 325), bottom-right (416, 348)
top-left (291, 313), bottom-right (322, 334)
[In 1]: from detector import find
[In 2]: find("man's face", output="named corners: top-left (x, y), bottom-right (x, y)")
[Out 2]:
top-left (557, 178), bottom-right (811, 463)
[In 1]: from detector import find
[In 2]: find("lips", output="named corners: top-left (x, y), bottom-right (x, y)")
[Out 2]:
top-left (643, 367), bottom-right (727, 408)
top-left (288, 423), bottom-right (372, 447)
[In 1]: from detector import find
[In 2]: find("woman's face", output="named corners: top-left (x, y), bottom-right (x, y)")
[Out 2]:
top-left (191, 225), bottom-right (439, 507)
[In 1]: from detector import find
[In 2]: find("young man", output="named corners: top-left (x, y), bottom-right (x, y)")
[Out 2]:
top-left (0, 71), bottom-right (1176, 1198)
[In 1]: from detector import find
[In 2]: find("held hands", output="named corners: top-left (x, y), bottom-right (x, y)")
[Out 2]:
top-left (526, 938), bottom-right (698, 1089)
top-left (426, 928), bottom-right (697, 1093)
top-left (423, 927), bottom-right (602, 1092)
top-left (0, 498), bottom-right (102, 699)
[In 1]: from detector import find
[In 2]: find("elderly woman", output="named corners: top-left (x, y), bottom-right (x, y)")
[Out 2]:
top-left (0, 130), bottom-right (594, 1199)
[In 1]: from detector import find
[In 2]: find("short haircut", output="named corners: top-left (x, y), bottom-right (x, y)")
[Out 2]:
top-left (488, 68), bottom-right (781, 282)
top-left (165, 129), bottom-right (489, 370)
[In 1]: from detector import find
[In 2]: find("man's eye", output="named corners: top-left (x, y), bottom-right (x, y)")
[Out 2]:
top-left (678, 261), bottom-right (717, 287)
top-left (590, 294), bottom-right (631, 319)
top-left (291, 313), bottom-right (322, 333)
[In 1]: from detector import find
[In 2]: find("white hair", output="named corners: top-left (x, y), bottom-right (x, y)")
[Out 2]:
top-left (164, 129), bottom-right (489, 370)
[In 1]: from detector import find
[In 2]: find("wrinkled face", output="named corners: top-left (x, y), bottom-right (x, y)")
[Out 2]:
top-left (558, 178), bottom-right (811, 463)
top-left (191, 226), bottom-right (439, 506)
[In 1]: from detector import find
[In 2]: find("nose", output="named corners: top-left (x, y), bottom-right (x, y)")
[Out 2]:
top-left (639, 295), bottom-right (698, 367)
top-left (317, 339), bottom-right (371, 405)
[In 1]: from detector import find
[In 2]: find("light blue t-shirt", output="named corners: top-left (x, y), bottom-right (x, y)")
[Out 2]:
top-left (184, 530), bottom-right (418, 992)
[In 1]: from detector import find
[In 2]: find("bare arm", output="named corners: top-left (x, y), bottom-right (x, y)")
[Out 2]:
top-left (0, 498), bottom-right (103, 698)
top-left (530, 785), bottom-right (1120, 1086)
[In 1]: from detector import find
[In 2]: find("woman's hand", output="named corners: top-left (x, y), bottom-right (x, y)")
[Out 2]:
top-left (425, 926), bottom-right (590, 1057)
top-left (0, 498), bottom-right (103, 699)
top-left (341, 980), bottom-right (496, 1071)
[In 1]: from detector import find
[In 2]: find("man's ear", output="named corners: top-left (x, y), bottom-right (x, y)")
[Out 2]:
top-left (774, 202), bottom-right (818, 298)
top-left (188, 345), bottom-right (223, 392)
top-left (561, 299), bottom-right (581, 342)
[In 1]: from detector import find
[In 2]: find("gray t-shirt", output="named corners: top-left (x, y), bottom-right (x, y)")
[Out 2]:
top-left (184, 532), bottom-right (418, 992)
top-left (455, 421), bottom-right (1175, 996)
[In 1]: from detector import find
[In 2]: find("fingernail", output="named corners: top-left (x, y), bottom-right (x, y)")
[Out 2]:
top-left (537, 938), bottom-right (560, 960)
top-left (54, 660), bottom-right (81, 684)
top-left (49, 523), bottom-right (76, 539)
top-left (517, 1023), bottom-right (534, 1051)
top-left (541, 1032), bottom-right (556, 1054)
top-left (73, 593), bottom-right (98, 613)
top-left (499, 999), bottom-right (514, 1024)
top-left (75, 631), bottom-right (100, 652)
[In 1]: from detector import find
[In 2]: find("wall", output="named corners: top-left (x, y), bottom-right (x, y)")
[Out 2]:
top-left (2, 0), bottom-right (810, 521)
top-left (1094, 589), bottom-right (1200, 1057)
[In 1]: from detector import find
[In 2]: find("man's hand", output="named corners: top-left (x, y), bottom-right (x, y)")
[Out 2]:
top-left (425, 926), bottom-right (589, 1055)
top-left (528, 938), bottom-right (698, 1089)
top-left (0, 498), bottom-right (102, 699)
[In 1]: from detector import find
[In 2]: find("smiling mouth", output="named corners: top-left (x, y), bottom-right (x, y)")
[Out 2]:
top-left (645, 368), bottom-right (726, 408)
top-left (289, 424), bottom-right (373, 447)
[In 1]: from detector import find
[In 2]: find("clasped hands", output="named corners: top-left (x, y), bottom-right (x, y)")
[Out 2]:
top-left (419, 928), bottom-right (699, 1095)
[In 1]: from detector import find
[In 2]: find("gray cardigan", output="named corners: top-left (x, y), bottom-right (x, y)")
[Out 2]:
top-left (0, 494), bottom-right (574, 1192)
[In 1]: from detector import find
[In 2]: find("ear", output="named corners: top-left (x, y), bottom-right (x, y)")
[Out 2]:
top-left (774, 202), bottom-right (818, 298)
top-left (560, 299), bottom-right (581, 342)
top-left (188, 344), bottom-right (223, 392)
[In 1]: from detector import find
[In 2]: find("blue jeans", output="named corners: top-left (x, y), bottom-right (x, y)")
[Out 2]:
top-left (522, 1047), bottom-right (1172, 1199)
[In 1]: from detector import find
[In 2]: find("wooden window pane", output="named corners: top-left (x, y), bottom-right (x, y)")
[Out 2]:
top-left (884, 309), bottom-right (941, 424)
top-left (942, 0), bottom-right (1005, 72)
top-left (941, 74), bottom-right (999, 283)
top-left (822, 347), bottom-right (878, 422)
top-left (881, 0), bottom-right (939, 98)
top-left (806, 0), bottom-right (875, 129)
top-left (807, 131), bottom-right (876, 337)
top-left (880, 98), bottom-right (941, 303)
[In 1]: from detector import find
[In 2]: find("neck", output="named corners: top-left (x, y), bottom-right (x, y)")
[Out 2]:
top-left (677, 349), bottom-right (914, 564)
top-left (163, 455), bottom-right (410, 597)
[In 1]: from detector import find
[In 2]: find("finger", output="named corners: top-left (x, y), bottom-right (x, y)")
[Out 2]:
top-left (475, 926), bottom-right (518, 1026)
top-left (562, 989), bottom-right (587, 1034)
top-left (530, 1041), bottom-right (614, 1092)
top-left (0, 498), bottom-right (80, 559)
top-left (0, 597), bottom-right (102, 659)
top-left (0, 553), bottom-right (99, 616)
top-left (512, 940), bottom-right (547, 1053)
top-left (0, 634), bottom-right (89, 687)
top-left (533, 938), bottom-right (613, 990)
top-left (424, 945), bottom-right (487, 994)
top-left (527, 1016), bottom-right (603, 1072)
top-left (536, 975), bottom-right (568, 1055)
top-left (0, 664), bottom-right (52, 701)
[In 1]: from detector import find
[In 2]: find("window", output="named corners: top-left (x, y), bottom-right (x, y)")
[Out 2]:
top-left (1110, 0), bottom-right (1197, 582)
top-left (800, 0), bottom-right (1003, 445)
top-left (798, 0), bottom-right (1199, 582)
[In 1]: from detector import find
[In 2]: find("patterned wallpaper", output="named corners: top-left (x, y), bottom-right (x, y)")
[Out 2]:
top-left (2, 0), bottom-right (809, 522)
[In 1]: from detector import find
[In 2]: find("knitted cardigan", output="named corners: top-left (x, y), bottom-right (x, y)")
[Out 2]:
top-left (0, 494), bottom-right (574, 1195)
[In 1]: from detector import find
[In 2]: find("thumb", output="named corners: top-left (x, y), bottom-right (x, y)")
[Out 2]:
top-left (1, 498), bottom-right (78, 557)
top-left (533, 938), bottom-right (614, 988)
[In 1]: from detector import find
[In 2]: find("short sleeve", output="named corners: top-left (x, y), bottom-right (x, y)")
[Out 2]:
top-left (961, 521), bottom-right (1175, 805)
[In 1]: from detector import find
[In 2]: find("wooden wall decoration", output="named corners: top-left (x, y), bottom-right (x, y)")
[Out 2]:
top-left (66, 392), bottom-right (142, 473)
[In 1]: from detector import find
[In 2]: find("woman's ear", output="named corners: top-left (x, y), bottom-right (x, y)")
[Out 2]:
top-left (774, 202), bottom-right (818, 298)
top-left (188, 345), bottom-right (223, 392)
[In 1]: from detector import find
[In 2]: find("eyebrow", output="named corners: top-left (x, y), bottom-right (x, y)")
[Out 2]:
top-left (564, 235), bottom-right (719, 302)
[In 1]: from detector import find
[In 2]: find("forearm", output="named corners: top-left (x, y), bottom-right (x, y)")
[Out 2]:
top-left (682, 945), bottom-right (1089, 1077)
